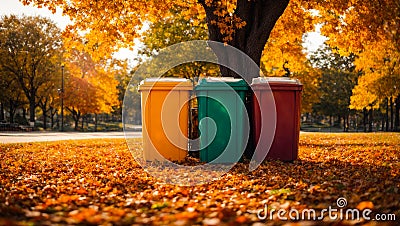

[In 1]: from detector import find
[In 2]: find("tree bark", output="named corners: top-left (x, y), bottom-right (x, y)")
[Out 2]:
top-left (51, 108), bottom-right (54, 129)
top-left (29, 96), bottom-right (35, 124)
top-left (56, 112), bottom-right (59, 129)
top-left (23, 108), bottom-right (27, 122)
top-left (343, 116), bottom-right (346, 132)
top-left (95, 113), bottom-right (98, 132)
top-left (74, 116), bottom-right (79, 131)
top-left (81, 115), bottom-right (84, 131)
top-left (395, 95), bottom-right (400, 132)
top-left (343, 114), bottom-right (349, 132)
top-left (385, 97), bottom-right (389, 132)
top-left (390, 96), bottom-right (394, 131)
top-left (363, 108), bottom-right (367, 132)
top-left (0, 102), bottom-right (4, 122)
top-left (9, 99), bottom-right (15, 124)
top-left (368, 108), bottom-right (373, 132)
top-left (199, 0), bottom-right (290, 82)
top-left (42, 105), bottom-right (47, 130)
top-left (67, 107), bottom-right (81, 131)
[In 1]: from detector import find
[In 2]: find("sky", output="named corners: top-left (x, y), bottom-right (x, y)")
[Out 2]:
top-left (0, 0), bottom-right (137, 62)
top-left (1, 0), bottom-right (326, 62)
top-left (0, 0), bottom-right (71, 29)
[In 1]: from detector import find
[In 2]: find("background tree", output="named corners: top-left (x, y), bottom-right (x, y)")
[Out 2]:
top-left (63, 47), bottom-right (119, 131)
top-left (139, 6), bottom-right (219, 80)
top-left (63, 75), bottom-right (98, 130)
top-left (0, 15), bottom-right (62, 125)
top-left (309, 45), bottom-right (359, 131)
top-left (350, 38), bottom-right (400, 131)
top-left (36, 69), bottom-right (60, 130)
top-left (118, 67), bottom-right (145, 126)
top-left (260, 1), bottom-right (312, 77)
top-left (0, 70), bottom-right (28, 124)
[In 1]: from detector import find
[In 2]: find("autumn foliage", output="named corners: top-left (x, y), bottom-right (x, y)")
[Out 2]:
top-left (1, 133), bottom-right (399, 225)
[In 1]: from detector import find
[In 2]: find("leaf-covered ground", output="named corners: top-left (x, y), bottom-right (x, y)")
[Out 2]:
top-left (0, 133), bottom-right (399, 225)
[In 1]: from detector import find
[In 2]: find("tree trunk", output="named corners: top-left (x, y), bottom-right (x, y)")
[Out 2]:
top-left (29, 96), bottom-right (35, 124)
top-left (81, 115), bottom-right (84, 131)
top-left (385, 97), bottom-right (389, 132)
top-left (72, 111), bottom-right (81, 131)
top-left (74, 116), bottom-right (79, 131)
top-left (390, 96), bottom-right (394, 131)
top-left (95, 113), bottom-right (98, 132)
top-left (39, 100), bottom-right (48, 130)
top-left (343, 115), bottom-right (346, 132)
top-left (51, 109), bottom-right (54, 129)
top-left (363, 108), bottom-right (367, 132)
top-left (0, 102), bottom-right (4, 121)
top-left (56, 112), bottom-right (59, 129)
top-left (395, 95), bottom-right (400, 132)
top-left (42, 106), bottom-right (47, 130)
top-left (336, 115), bottom-right (341, 127)
top-left (9, 99), bottom-right (15, 124)
top-left (343, 114), bottom-right (349, 132)
top-left (368, 108), bottom-right (373, 132)
top-left (200, 0), bottom-right (290, 82)
top-left (29, 85), bottom-right (36, 122)
top-left (23, 108), bottom-right (27, 122)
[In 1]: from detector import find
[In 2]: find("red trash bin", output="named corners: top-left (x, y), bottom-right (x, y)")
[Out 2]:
top-left (251, 77), bottom-right (303, 161)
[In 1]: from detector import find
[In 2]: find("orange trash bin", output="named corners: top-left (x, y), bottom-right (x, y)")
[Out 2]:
top-left (138, 78), bottom-right (192, 162)
top-left (251, 77), bottom-right (303, 161)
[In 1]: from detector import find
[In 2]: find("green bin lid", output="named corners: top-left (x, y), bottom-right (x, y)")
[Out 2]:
top-left (195, 77), bottom-right (248, 91)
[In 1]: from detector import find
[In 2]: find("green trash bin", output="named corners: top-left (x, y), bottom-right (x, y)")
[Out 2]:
top-left (195, 77), bottom-right (248, 163)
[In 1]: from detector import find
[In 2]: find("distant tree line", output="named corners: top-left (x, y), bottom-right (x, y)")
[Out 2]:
top-left (0, 15), bottom-right (120, 131)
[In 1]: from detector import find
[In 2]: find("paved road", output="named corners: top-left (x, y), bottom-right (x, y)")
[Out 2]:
top-left (0, 131), bottom-right (141, 144)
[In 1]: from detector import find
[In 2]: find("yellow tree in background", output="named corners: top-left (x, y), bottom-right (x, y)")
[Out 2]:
top-left (261, 0), bottom-right (312, 77)
top-left (350, 38), bottom-right (400, 110)
top-left (350, 36), bottom-right (400, 131)
top-left (0, 15), bottom-right (62, 125)
top-left (63, 45), bottom-right (119, 130)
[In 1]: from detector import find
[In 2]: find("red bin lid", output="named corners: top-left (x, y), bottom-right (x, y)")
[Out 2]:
top-left (251, 77), bottom-right (302, 91)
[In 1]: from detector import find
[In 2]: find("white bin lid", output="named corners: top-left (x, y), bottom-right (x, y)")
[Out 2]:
top-left (252, 77), bottom-right (301, 85)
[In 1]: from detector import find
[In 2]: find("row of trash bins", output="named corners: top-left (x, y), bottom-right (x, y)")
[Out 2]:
top-left (138, 77), bottom-right (302, 163)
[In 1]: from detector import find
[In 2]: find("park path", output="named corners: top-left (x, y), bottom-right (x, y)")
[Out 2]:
top-left (0, 131), bottom-right (141, 144)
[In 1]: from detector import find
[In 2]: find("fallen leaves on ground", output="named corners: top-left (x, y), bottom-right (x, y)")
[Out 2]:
top-left (0, 133), bottom-right (399, 225)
